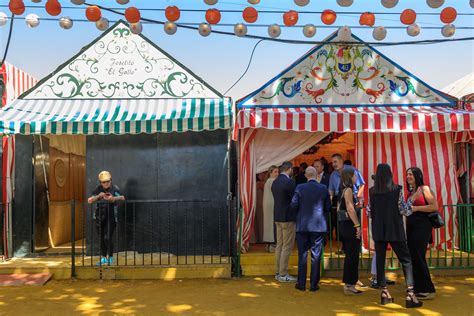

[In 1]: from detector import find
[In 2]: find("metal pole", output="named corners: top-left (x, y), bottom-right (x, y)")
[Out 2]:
top-left (71, 200), bottom-right (76, 278)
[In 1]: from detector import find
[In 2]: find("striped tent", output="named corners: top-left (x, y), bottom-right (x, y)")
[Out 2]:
top-left (235, 32), bottom-right (473, 250)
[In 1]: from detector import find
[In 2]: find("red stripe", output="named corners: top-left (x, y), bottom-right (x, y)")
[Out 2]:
top-left (249, 109), bottom-right (256, 128)
top-left (261, 110), bottom-right (268, 128)
top-left (425, 113), bottom-right (433, 132)
top-left (349, 110), bottom-right (356, 131)
top-left (286, 110), bottom-right (293, 130)
top-left (437, 114), bottom-right (446, 132)
top-left (374, 113), bottom-right (381, 131)
top-left (362, 113), bottom-right (368, 131)
top-left (381, 133), bottom-right (387, 163)
top-left (439, 133), bottom-right (455, 248)
top-left (323, 111), bottom-right (330, 132)
top-left (412, 113), bottom-right (419, 131)
top-left (450, 113), bottom-right (458, 131)
top-left (399, 114), bottom-right (407, 131)
top-left (274, 109), bottom-right (281, 129)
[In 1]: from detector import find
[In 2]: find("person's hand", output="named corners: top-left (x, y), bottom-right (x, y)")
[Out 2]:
top-left (103, 194), bottom-right (113, 202)
top-left (355, 227), bottom-right (361, 239)
top-left (410, 187), bottom-right (423, 202)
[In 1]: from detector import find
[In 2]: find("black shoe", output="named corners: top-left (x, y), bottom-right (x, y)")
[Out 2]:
top-left (386, 279), bottom-right (396, 285)
top-left (406, 289), bottom-right (423, 308)
top-left (310, 285), bottom-right (320, 292)
top-left (370, 279), bottom-right (380, 289)
top-left (380, 288), bottom-right (394, 305)
top-left (295, 284), bottom-right (306, 292)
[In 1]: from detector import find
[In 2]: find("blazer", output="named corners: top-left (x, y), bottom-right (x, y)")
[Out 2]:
top-left (317, 172), bottom-right (330, 188)
top-left (271, 174), bottom-right (296, 222)
top-left (290, 180), bottom-right (331, 233)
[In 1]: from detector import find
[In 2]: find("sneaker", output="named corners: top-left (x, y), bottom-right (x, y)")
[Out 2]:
top-left (278, 274), bottom-right (297, 283)
top-left (96, 257), bottom-right (108, 266)
top-left (274, 273), bottom-right (280, 281)
top-left (370, 279), bottom-right (380, 289)
top-left (416, 292), bottom-right (435, 300)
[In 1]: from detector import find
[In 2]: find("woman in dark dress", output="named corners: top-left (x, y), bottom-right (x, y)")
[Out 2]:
top-left (368, 164), bottom-right (422, 308)
top-left (406, 167), bottom-right (438, 300)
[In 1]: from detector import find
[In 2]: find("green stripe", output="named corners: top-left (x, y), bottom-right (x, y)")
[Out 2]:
top-left (40, 122), bottom-right (47, 134)
top-left (177, 101), bottom-right (187, 132)
top-left (167, 103), bottom-right (178, 133)
top-left (51, 122), bottom-right (57, 134)
top-left (219, 99), bottom-right (225, 128)
top-left (198, 99), bottom-right (206, 131)
top-left (188, 99), bottom-right (196, 131)
top-left (209, 99), bottom-right (215, 130)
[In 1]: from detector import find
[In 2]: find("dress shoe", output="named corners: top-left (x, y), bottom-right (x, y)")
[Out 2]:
top-left (295, 284), bottom-right (306, 292)
top-left (310, 285), bottom-right (320, 292)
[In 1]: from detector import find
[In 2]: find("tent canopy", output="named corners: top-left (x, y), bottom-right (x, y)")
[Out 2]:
top-left (0, 21), bottom-right (232, 135)
top-left (443, 72), bottom-right (474, 99)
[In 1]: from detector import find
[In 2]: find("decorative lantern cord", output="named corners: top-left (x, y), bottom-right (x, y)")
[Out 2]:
top-left (0, 13), bottom-right (14, 68)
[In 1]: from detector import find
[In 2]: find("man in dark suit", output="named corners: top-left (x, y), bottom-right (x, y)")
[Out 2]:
top-left (271, 161), bottom-right (297, 283)
top-left (290, 166), bottom-right (331, 291)
top-left (295, 163), bottom-right (308, 186)
top-left (313, 159), bottom-right (330, 188)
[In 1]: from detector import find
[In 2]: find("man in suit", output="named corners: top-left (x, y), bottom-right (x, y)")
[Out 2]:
top-left (295, 163), bottom-right (308, 186)
top-left (291, 166), bottom-right (331, 292)
top-left (271, 161), bottom-right (297, 283)
top-left (313, 159), bottom-right (330, 188)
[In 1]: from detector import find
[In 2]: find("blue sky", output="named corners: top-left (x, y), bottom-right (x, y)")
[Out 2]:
top-left (1, 0), bottom-right (473, 101)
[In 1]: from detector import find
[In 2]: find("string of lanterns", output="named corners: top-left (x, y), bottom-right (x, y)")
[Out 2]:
top-left (1, 0), bottom-right (472, 40)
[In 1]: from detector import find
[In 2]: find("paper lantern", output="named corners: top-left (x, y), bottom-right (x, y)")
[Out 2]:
top-left (303, 24), bottom-right (316, 38)
top-left (268, 24), bottom-right (281, 38)
top-left (400, 9), bottom-right (416, 25)
top-left (71, 0), bottom-right (85, 4)
top-left (130, 22), bottom-right (142, 34)
top-left (116, 0), bottom-right (129, 4)
top-left (440, 7), bottom-right (457, 24)
top-left (86, 6), bottom-right (101, 22)
top-left (321, 10), bottom-right (337, 25)
top-left (59, 16), bottom-right (73, 29)
top-left (198, 23), bottom-right (211, 36)
top-left (283, 10), bottom-right (298, 27)
top-left (205, 9), bottom-right (221, 25)
top-left (407, 23), bottom-right (421, 37)
top-left (0, 12), bottom-right (7, 26)
top-left (45, 0), bottom-right (61, 16)
top-left (372, 26), bottom-right (387, 41)
top-left (381, 0), bottom-right (398, 8)
top-left (25, 13), bottom-right (40, 28)
top-left (234, 23), bottom-right (247, 37)
top-left (337, 0), bottom-right (353, 7)
top-left (164, 21), bottom-right (177, 35)
top-left (165, 6), bottom-right (180, 22)
top-left (204, 0), bottom-right (217, 5)
top-left (294, 0), bottom-right (310, 6)
top-left (441, 24), bottom-right (455, 37)
top-left (243, 7), bottom-right (258, 23)
top-left (426, 0), bottom-right (444, 8)
top-left (9, 0), bottom-right (25, 15)
top-left (96, 17), bottom-right (109, 31)
top-left (248, 0), bottom-right (260, 4)
top-left (337, 26), bottom-right (352, 41)
top-left (125, 7), bottom-right (140, 24)
top-left (359, 12), bottom-right (375, 27)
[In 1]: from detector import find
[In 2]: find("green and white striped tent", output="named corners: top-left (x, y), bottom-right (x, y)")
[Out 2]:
top-left (0, 21), bottom-right (232, 135)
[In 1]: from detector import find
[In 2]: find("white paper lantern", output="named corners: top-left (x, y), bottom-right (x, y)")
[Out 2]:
top-left (59, 16), bottom-right (73, 29)
top-left (204, 0), bottom-right (218, 5)
top-left (234, 23), bottom-right (247, 37)
top-left (25, 14), bottom-right (40, 28)
top-left (130, 22), bottom-right (143, 34)
top-left (248, 0), bottom-right (260, 4)
top-left (372, 26), bottom-right (387, 41)
top-left (294, 0), bottom-right (310, 6)
top-left (164, 21), bottom-right (177, 35)
top-left (303, 24), bottom-right (316, 38)
top-left (198, 23), bottom-right (211, 36)
top-left (407, 23), bottom-right (421, 37)
top-left (441, 24), bottom-right (455, 37)
top-left (337, 0), bottom-right (353, 7)
top-left (96, 18), bottom-right (109, 31)
top-left (268, 24), bottom-right (281, 38)
top-left (381, 0), bottom-right (398, 8)
top-left (337, 26), bottom-right (352, 41)
top-left (116, 0), bottom-right (130, 4)
top-left (426, 0), bottom-right (444, 8)
top-left (70, 0), bottom-right (85, 5)
top-left (471, 0), bottom-right (474, 9)
top-left (0, 12), bottom-right (8, 27)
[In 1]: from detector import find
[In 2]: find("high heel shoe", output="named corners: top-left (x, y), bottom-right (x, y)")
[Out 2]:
top-left (406, 288), bottom-right (423, 308)
top-left (343, 285), bottom-right (363, 295)
top-left (380, 288), bottom-right (394, 305)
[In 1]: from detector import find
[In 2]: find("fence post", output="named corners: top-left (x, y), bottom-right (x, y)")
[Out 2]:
top-left (71, 199), bottom-right (76, 278)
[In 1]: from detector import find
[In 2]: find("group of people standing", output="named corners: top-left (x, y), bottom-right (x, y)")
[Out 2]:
top-left (265, 154), bottom-right (437, 309)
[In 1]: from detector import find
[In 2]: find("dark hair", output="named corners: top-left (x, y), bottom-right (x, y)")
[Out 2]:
top-left (406, 167), bottom-right (424, 192)
top-left (332, 153), bottom-right (343, 160)
top-left (340, 168), bottom-right (355, 191)
top-left (280, 161), bottom-right (293, 173)
top-left (372, 163), bottom-right (396, 194)
top-left (344, 160), bottom-right (352, 166)
top-left (300, 162), bottom-right (308, 169)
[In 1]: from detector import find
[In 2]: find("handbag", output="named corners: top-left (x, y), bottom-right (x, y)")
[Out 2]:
top-left (427, 211), bottom-right (445, 228)
top-left (337, 189), bottom-right (352, 222)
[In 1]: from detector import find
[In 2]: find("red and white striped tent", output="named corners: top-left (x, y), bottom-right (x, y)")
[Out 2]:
top-left (234, 33), bottom-right (474, 251)
top-left (0, 62), bottom-right (37, 257)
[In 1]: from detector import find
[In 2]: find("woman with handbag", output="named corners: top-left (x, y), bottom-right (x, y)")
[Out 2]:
top-left (368, 164), bottom-right (423, 308)
top-left (406, 167), bottom-right (438, 300)
top-left (338, 169), bottom-right (362, 295)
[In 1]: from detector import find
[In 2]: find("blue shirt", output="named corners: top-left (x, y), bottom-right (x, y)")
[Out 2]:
top-left (328, 165), bottom-right (365, 196)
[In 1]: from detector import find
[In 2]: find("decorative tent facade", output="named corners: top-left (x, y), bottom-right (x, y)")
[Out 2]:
top-left (235, 33), bottom-right (474, 250)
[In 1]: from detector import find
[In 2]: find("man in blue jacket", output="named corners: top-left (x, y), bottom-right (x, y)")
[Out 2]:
top-left (291, 166), bottom-right (331, 291)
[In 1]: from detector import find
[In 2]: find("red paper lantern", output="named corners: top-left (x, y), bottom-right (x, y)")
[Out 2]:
top-left (440, 7), bottom-right (457, 24)
top-left (283, 10), bottom-right (299, 27)
top-left (243, 7), bottom-right (258, 23)
top-left (359, 12), bottom-right (375, 27)
top-left (86, 6), bottom-right (102, 22)
top-left (321, 10), bottom-right (337, 25)
top-left (205, 9), bottom-right (221, 25)
top-left (9, 0), bottom-right (25, 15)
top-left (45, 0), bottom-right (61, 17)
top-left (400, 9), bottom-right (416, 25)
top-left (165, 6), bottom-right (180, 22)
top-left (125, 7), bottom-right (140, 24)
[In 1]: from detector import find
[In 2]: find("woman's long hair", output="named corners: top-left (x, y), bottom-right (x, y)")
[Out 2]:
top-left (406, 167), bottom-right (424, 193)
top-left (265, 165), bottom-right (278, 181)
top-left (339, 168), bottom-right (355, 192)
top-left (372, 163), bottom-right (396, 194)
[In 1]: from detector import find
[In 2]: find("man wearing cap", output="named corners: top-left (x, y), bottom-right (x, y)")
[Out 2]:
top-left (87, 171), bottom-right (125, 266)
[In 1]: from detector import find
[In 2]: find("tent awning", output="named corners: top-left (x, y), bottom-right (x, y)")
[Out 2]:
top-left (0, 98), bottom-right (232, 135)
top-left (234, 106), bottom-right (473, 136)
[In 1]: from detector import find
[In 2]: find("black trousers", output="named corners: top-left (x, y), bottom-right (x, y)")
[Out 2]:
top-left (296, 232), bottom-right (325, 289)
top-left (339, 221), bottom-right (360, 285)
top-left (374, 240), bottom-right (414, 288)
top-left (407, 216), bottom-right (436, 293)
top-left (95, 207), bottom-right (116, 258)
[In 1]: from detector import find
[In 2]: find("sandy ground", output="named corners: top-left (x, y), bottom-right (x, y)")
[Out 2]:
top-left (0, 276), bottom-right (472, 315)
